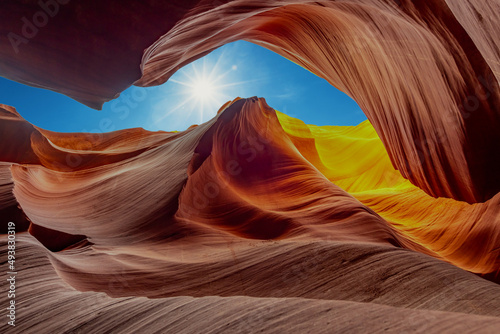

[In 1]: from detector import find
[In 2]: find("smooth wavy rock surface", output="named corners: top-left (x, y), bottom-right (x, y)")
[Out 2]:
top-left (1, 97), bottom-right (500, 332)
top-left (3, 235), bottom-right (500, 333)
top-left (0, 0), bottom-right (499, 332)
top-left (1, 0), bottom-right (499, 202)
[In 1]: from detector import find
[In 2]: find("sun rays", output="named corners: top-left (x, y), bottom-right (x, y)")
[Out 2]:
top-left (162, 52), bottom-right (251, 127)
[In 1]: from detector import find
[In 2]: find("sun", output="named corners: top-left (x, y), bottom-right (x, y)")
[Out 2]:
top-left (191, 77), bottom-right (215, 101)
top-left (165, 56), bottom-right (247, 124)
top-left (152, 52), bottom-right (256, 130)
top-left (168, 63), bottom-right (228, 122)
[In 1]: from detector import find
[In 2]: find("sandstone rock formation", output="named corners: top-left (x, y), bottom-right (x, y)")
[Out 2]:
top-left (0, 1), bottom-right (499, 333)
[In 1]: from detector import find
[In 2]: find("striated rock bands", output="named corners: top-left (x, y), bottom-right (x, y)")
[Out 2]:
top-left (0, 1), bottom-right (499, 332)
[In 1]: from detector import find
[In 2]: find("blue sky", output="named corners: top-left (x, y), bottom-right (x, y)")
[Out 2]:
top-left (0, 41), bottom-right (365, 133)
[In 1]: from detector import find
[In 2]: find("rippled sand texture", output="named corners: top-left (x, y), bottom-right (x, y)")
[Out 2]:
top-left (0, 0), bottom-right (499, 333)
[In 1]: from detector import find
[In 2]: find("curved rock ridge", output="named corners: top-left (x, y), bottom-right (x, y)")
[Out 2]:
top-left (0, 98), bottom-right (498, 294)
top-left (276, 111), bottom-right (500, 276)
top-left (1, 0), bottom-right (499, 203)
top-left (138, 0), bottom-right (500, 204)
top-left (0, 99), bottom-right (403, 292)
top-left (3, 235), bottom-right (500, 333)
top-left (0, 97), bottom-right (499, 332)
top-left (0, 162), bottom-right (30, 233)
top-left (0, 1), bottom-right (499, 331)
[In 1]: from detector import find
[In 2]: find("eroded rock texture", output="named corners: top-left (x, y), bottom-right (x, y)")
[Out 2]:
top-left (0, 1), bottom-right (499, 333)
top-left (1, 0), bottom-right (499, 202)
top-left (1, 96), bottom-right (500, 332)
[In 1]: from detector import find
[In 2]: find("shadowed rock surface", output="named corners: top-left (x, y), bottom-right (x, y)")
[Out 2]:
top-left (0, 1), bottom-right (499, 333)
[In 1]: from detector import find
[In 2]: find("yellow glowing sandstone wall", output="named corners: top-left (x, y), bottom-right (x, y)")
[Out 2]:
top-left (277, 111), bottom-right (500, 275)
